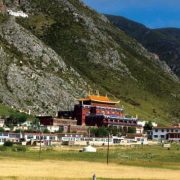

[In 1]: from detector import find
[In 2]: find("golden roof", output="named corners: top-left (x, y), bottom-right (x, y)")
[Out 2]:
top-left (78, 95), bottom-right (119, 104)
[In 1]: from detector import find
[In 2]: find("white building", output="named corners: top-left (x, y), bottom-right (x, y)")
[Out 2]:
top-left (0, 132), bottom-right (21, 145)
top-left (7, 9), bottom-right (28, 18)
top-left (23, 133), bottom-right (59, 142)
top-left (45, 125), bottom-right (60, 133)
top-left (152, 127), bottom-right (180, 141)
top-left (121, 134), bottom-right (148, 145)
top-left (13, 125), bottom-right (28, 131)
top-left (136, 126), bottom-right (143, 134)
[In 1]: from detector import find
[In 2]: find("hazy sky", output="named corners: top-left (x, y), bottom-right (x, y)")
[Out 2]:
top-left (82, 0), bottom-right (180, 28)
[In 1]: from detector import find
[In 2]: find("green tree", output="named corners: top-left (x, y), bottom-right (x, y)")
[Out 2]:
top-left (0, 127), bottom-right (4, 132)
top-left (15, 129), bottom-right (21, 133)
top-left (144, 121), bottom-right (153, 132)
top-left (108, 126), bottom-right (119, 136)
top-left (97, 127), bottom-right (109, 137)
top-left (43, 128), bottom-right (50, 133)
top-left (7, 112), bottom-right (29, 125)
top-left (26, 129), bottom-right (36, 133)
top-left (127, 127), bottom-right (136, 134)
top-left (90, 127), bottom-right (97, 137)
top-left (57, 126), bottom-right (64, 133)
top-left (90, 127), bottom-right (109, 137)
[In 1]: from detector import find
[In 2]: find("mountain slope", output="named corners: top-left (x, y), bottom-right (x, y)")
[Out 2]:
top-left (0, 0), bottom-right (179, 124)
top-left (106, 14), bottom-right (180, 77)
top-left (0, 14), bottom-right (88, 115)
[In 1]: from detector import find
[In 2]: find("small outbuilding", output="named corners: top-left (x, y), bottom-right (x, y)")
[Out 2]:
top-left (82, 145), bottom-right (96, 152)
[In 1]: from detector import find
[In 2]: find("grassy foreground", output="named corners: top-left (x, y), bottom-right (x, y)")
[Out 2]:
top-left (0, 144), bottom-right (180, 169)
top-left (0, 144), bottom-right (180, 180)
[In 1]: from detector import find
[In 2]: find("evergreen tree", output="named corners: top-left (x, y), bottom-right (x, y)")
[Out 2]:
top-left (144, 121), bottom-right (153, 132)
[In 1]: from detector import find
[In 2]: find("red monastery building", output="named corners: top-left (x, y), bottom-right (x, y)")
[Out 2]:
top-left (72, 95), bottom-right (141, 130)
top-left (39, 94), bottom-right (142, 134)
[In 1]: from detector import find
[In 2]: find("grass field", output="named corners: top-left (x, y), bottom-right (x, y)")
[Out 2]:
top-left (1, 144), bottom-right (180, 169)
top-left (0, 144), bottom-right (179, 180)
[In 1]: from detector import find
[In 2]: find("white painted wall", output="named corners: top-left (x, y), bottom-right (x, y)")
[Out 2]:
top-left (152, 128), bottom-right (180, 141)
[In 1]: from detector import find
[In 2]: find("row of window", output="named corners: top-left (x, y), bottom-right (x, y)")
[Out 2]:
top-left (92, 106), bottom-right (123, 112)
top-left (154, 134), bottom-right (180, 139)
top-left (104, 119), bottom-right (137, 124)
top-left (82, 106), bottom-right (123, 112)
top-left (62, 137), bottom-right (113, 142)
top-left (154, 129), bottom-right (179, 133)
top-left (90, 109), bottom-right (121, 115)
top-left (154, 135), bottom-right (165, 138)
top-left (26, 135), bottom-right (56, 140)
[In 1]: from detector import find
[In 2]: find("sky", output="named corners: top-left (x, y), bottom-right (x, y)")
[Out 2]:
top-left (82, 0), bottom-right (180, 28)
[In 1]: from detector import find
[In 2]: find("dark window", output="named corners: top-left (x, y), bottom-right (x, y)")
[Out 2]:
top-left (44, 136), bottom-right (47, 140)
top-left (155, 129), bottom-right (158, 132)
top-left (50, 136), bottom-right (55, 140)
top-left (161, 135), bottom-right (165, 138)
top-left (161, 129), bottom-right (164, 132)
top-left (154, 135), bottom-right (158, 138)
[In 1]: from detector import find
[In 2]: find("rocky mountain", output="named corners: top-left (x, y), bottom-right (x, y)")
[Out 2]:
top-left (106, 14), bottom-right (180, 77)
top-left (0, 0), bottom-right (179, 124)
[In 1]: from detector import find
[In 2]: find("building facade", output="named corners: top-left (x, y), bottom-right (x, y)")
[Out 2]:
top-left (39, 116), bottom-right (88, 134)
top-left (0, 132), bottom-right (21, 145)
top-left (152, 126), bottom-right (180, 141)
top-left (73, 95), bottom-right (142, 131)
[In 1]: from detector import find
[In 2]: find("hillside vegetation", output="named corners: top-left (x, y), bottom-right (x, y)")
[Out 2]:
top-left (106, 14), bottom-right (180, 77)
top-left (0, 0), bottom-right (179, 124)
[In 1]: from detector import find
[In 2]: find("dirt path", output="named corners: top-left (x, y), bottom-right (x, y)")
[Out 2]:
top-left (0, 159), bottom-right (180, 180)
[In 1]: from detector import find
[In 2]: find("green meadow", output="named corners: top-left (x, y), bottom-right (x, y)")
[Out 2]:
top-left (0, 144), bottom-right (179, 170)
top-left (0, 144), bottom-right (179, 180)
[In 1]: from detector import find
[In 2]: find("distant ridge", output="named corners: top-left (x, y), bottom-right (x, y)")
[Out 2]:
top-left (106, 14), bottom-right (180, 77)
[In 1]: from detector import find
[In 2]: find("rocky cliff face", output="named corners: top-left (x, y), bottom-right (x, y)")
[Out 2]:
top-left (0, 0), bottom-right (179, 123)
top-left (0, 15), bottom-right (87, 115)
